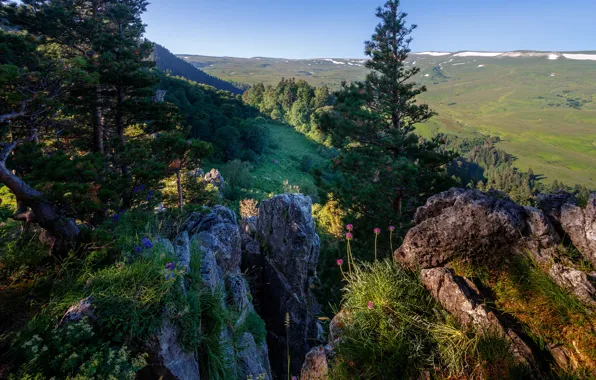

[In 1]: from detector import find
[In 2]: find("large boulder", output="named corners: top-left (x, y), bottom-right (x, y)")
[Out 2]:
top-left (254, 194), bottom-right (322, 377)
top-left (395, 188), bottom-right (559, 268)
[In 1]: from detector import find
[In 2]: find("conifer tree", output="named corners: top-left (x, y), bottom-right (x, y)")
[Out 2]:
top-left (320, 0), bottom-right (456, 225)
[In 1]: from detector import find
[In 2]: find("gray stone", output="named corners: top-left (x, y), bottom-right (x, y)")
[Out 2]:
top-left (204, 168), bottom-right (225, 193)
top-left (300, 346), bottom-right (329, 380)
top-left (549, 263), bottom-right (596, 306)
top-left (559, 194), bottom-right (596, 267)
top-left (420, 267), bottom-right (536, 367)
top-left (395, 188), bottom-right (559, 268)
top-left (59, 296), bottom-right (95, 326)
top-left (174, 231), bottom-right (191, 271)
top-left (255, 194), bottom-right (322, 377)
top-left (420, 267), bottom-right (502, 332)
top-left (237, 332), bottom-right (272, 380)
top-left (157, 320), bottom-right (200, 380)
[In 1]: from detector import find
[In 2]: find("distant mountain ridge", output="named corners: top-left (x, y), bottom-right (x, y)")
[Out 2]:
top-left (152, 44), bottom-right (243, 94)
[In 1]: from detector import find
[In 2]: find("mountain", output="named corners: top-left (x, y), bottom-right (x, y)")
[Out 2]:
top-left (152, 44), bottom-right (243, 94)
top-left (179, 51), bottom-right (596, 187)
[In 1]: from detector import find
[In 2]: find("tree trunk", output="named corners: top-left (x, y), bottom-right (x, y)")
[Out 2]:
top-left (0, 160), bottom-right (80, 252)
top-left (116, 86), bottom-right (125, 145)
top-left (93, 86), bottom-right (104, 153)
top-left (176, 169), bottom-right (183, 210)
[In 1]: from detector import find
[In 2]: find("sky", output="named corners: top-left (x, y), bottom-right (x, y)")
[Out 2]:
top-left (143, 0), bottom-right (596, 59)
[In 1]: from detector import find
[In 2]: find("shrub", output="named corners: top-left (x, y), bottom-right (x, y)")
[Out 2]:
top-left (221, 160), bottom-right (253, 200)
top-left (239, 199), bottom-right (259, 219)
top-left (300, 155), bottom-right (314, 173)
top-left (10, 318), bottom-right (147, 380)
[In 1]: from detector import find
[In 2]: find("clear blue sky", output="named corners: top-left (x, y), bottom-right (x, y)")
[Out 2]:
top-left (143, 0), bottom-right (596, 59)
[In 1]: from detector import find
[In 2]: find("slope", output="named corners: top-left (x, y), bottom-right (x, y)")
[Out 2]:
top-left (152, 44), bottom-right (243, 94)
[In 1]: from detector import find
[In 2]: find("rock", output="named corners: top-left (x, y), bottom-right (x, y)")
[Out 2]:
top-left (255, 194), bottom-right (322, 377)
top-left (204, 168), bottom-right (225, 193)
top-left (328, 310), bottom-right (348, 344)
top-left (548, 263), bottom-right (596, 306)
top-left (420, 267), bottom-right (535, 366)
top-left (157, 236), bottom-right (175, 256)
top-left (395, 188), bottom-right (559, 268)
top-left (420, 268), bottom-right (502, 332)
top-left (300, 346), bottom-right (329, 380)
top-left (537, 192), bottom-right (596, 267)
top-left (559, 194), bottom-right (596, 267)
top-left (174, 231), bottom-right (191, 271)
top-left (59, 296), bottom-right (95, 326)
top-left (237, 333), bottom-right (272, 380)
top-left (157, 320), bottom-right (201, 380)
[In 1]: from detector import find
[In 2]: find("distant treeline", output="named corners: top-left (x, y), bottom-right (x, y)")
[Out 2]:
top-left (446, 135), bottom-right (592, 205)
top-left (152, 44), bottom-right (243, 95)
top-left (242, 78), bottom-right (334, 145)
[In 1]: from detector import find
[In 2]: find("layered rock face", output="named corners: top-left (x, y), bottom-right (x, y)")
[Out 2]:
top-left (243, 194), bottom-right (322, 377)
top-left (154, 206), bottom-right (272, 380)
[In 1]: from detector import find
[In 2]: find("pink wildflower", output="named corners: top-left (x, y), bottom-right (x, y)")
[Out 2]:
top-left (346, 232), bottom-right (353, 240)
top-left (346, 224), bottom-right (354, 231)
top-left (389, 225), bottom-right (396, 232)
top-left (367, 301), bottom-right (374, 310)
top-left (374, 227), bottom-right (381, 235)
top-left (336, 258), bottom-right (344, 266)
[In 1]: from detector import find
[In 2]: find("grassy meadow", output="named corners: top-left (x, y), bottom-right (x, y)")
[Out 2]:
top-left (182, 53), bottom-right (596, 187)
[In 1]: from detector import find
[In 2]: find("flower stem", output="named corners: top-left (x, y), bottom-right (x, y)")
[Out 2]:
top-left (374, 234), bottom-right (378, 261)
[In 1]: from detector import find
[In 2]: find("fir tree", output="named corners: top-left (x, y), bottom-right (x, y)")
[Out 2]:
top-left (319, 0), bottom-right (456, 225)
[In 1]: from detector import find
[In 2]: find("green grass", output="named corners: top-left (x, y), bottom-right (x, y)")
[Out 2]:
top-left (329, 260), bottom-right (526, 379)
top-left (243, 122), bottom-right (328, 200)
top-left (186, 53), bottom-right (596, 187)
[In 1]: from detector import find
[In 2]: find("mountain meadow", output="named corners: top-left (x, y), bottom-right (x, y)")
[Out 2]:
top-left (1, 1), bottom-right (596, 380)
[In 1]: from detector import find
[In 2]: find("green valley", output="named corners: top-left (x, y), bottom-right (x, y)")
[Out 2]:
top-left (181, 52), bottom-right (596, 186)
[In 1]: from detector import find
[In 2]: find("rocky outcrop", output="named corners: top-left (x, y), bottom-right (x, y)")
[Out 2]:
top-left (204, 168), bottom-right (225, 194)
top-left (246, 194), bottom-right (322, 377)
top-left (153, 206), bottom-right (271, 380)
top-left (395, 188), bottom-right (559, 268)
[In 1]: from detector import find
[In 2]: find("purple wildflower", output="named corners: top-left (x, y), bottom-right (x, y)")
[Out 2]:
top-left (147, 190), bottom-right (153, 202)
top-left (133, 185), bottom-right (140, 194)
top-left (346, 224), bottom-right (354, 231)
top-left (142, 237), bottom-right (153, 249)
top-left (134, 246), bottom-right (142, 253)
top-left (367, 301), bottom-right (374, 310)
top-left (346, 232), bottom-right (353, 240)
top-left (140, 184), bottom-right (145, 191)
top-left (389, 225), bottom-right (396, 232)
top-left (336, 259), bottom-right (344, 266)
top-left (165, 262), bottom-right (175, 270)
top-left (113, 214), bottom-right (120, 223)
top-left (374, 227), bottom-right (381, 235)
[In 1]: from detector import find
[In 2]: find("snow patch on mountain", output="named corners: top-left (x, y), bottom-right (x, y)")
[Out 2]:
top-left (415, 52), bottom-right (451, 56)
top-left (454, 52), bottom-right (503, 57)
top-left (563, 54), bottom-right (596, 61)
top-left (324, 59), bottom-right (346, 65)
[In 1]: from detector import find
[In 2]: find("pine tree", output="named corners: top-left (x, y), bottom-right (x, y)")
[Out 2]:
top-left (320, 0), bottom-right (456, 225)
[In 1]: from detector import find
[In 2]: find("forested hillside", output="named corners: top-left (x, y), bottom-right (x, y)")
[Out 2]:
top-left (152, 43), bottom-right (243, 94)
